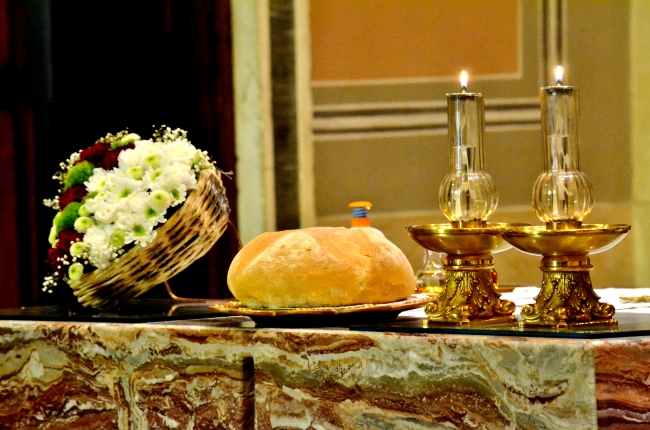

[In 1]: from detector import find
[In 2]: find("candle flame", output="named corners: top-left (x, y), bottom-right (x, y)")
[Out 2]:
top-left (460, 70), bottom-right (468, 90)
top-left (555, 66), bottom-right (564, 85)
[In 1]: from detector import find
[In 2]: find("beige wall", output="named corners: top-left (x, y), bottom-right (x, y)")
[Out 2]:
top-left (631, 0), bottom-right (650, 287)
top-left (310, 0), bottom-right (639, 288)
top-left (311, 0), bottom-right (519, 82)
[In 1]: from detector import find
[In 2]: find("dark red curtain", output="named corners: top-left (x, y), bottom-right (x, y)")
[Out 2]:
top-left (0, 0), bottom-right (237, 308)
top-left (0, 0), bottom-right (38, 308)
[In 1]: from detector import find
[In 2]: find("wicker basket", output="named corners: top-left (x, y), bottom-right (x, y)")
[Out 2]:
top-left (69, 167), bottom-right (230, 309)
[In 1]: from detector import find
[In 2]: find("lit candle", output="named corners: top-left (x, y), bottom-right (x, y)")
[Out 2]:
top-left (439, 71), bottom-right (498, 226)
top-left (448, 71), bottom-right (482, 174)
top-left (532, 66), bottom-right (594, 228)
top-left (555, 65), bottom-right (563, 85)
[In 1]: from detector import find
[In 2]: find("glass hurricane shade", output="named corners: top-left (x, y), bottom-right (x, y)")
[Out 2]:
top-left (439, 92), bottom-right (498, 224)
top-left (532, 85), bottom-right (594, 225)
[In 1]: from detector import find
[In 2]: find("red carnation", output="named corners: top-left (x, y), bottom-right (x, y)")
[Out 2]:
top-left (78, 142), bottom-right (110, 164)
top-left (99, 143), bottom-right (135, 170)
top-left (59, 184), bottom-right (87, 210)
top-left (56, 229), bottom-right (84, 253)
top-left (46, 247), bottom-right (67, 271)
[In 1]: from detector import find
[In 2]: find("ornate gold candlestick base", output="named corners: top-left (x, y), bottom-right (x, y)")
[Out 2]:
top-left (502, 224), bottom-right (630, 330)
top-left (520, 255), bottom-right (616, 328)
top-left (407, 223), bottom-right (522, 326)
top-left (424, 253), bottom-right (516, 325)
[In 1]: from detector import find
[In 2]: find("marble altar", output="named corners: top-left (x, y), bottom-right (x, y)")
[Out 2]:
top-left (1, 305), bottom-right (649, 430)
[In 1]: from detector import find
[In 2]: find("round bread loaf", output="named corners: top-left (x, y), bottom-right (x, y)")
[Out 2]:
top-left (227, 227), bottom-right (415, 308)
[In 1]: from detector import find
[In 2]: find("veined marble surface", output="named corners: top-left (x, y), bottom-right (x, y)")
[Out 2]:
top-left (0, 316), bottom-right (647, 429)
top-left (594, 337), bottom-right (650, 428)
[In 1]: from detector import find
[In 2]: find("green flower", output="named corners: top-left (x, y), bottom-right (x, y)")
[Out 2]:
top-left (64, 161), bottom-right (94, 191)
top-left (127, 166), bottom-right (144, 180)
top-left (192, 150), bottom-right (202, 165)
top-left (54, 202), bottom-right (82, 235)
top-left (145, 154), bottom-right (161, 169)
top-left (78, 204), bottom-right (90, 217)
top-left (145, 207), bottom-right (158, 219)
top-left (111, 133), bottom-right (140, 149)
top-left (48, 224), bottom-right (58, 246)
top-left (68, 262), bottom-right (84, 281)
top-left (152, 169), bottom-right (163, 180)
top-left (73, 216), bottom-right (94, 233)
top-left (133, 225), bottom-right (147, 237)
top-left (149, 190), bottom-right (172, 212)
top-left (70, 242), bottom-right (85, 258)
top-left (111, 231), bottom-right (125, 248)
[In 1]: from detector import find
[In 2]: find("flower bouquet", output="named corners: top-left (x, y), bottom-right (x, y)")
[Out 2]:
top-left (44, 127), bottom-right (230, 309)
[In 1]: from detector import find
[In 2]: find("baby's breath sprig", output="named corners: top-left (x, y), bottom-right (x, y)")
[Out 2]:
top-left (42, 252), bottom-right (72, 292)
top-left (42, 275), bottom-right (57, 293)
top-left (43, 196), bottom-right (60, 210)
top-left (192, 149), bottom-right (215, 173)
top-left (97, 130), bottom-right (131, 145)
top-left (152, 125), bottom-right (188, 143)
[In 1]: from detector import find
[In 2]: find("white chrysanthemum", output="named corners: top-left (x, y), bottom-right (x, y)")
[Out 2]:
top-left (109, 170), bottom-right (146, 199)
top-left (149, 164), bottom-right (197, 194)
top-left (93, 204), bottom-right (118, 225)
top-left (144, 206), bottom-right (167, 226)
top-left (118, 140), bottom-right (155, 170)
top-left (114, 212), bottom-right (148, 233)
top-left (142, 167), bottom-right (166, 188)
top-left (170, 162), bottom-right (198, 190)
top-left (112, 195), bottom-right (146, 229)
top-left (164, 139), bottom-right (198, 166)
top-left (170, 185), bottom-right (188, 207)
top-left (141, 140), bottom-right (164, 154)
top-left (83, 225), bottom-right (115, 269)
top-left (85, 168), bottom-right (111, 193)
top-left (87, 191), bottom-right (120, 224)
top-left (83, 190), bottom-right (117, 215)
top-left (127, 140), bottom-right (164, 170)
top-left (125, 224), bottom-right (157, 247)
top-left (149, 189), bottom-right (172, 212)
top-left (115, 190), bottom-right (149, 213)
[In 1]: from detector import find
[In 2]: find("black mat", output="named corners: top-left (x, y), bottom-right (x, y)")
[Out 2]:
top-left (0, 299), bottom-right (230, 323)
top-left (5, 300), bottom-right (649, 336)
top-left (0, 300), bottom-right (400, 327)
top-left (353, 312), bottom-right (650, 339)
top-left (0, 299), bottom-right (414, 327)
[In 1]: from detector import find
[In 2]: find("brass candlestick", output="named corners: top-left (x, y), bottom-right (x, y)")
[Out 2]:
top-left (407, 72), bottom-right (518, 325)
top-left (407, 223), bottom-right (519, 325)
top-left (502, 225), bottom-right (629, 328)
top-left (502, 67), bottom-right (631, 328)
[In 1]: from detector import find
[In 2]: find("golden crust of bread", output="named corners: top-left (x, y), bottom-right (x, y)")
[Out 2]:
top-left (227, 227), bottom-right (415, 308)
